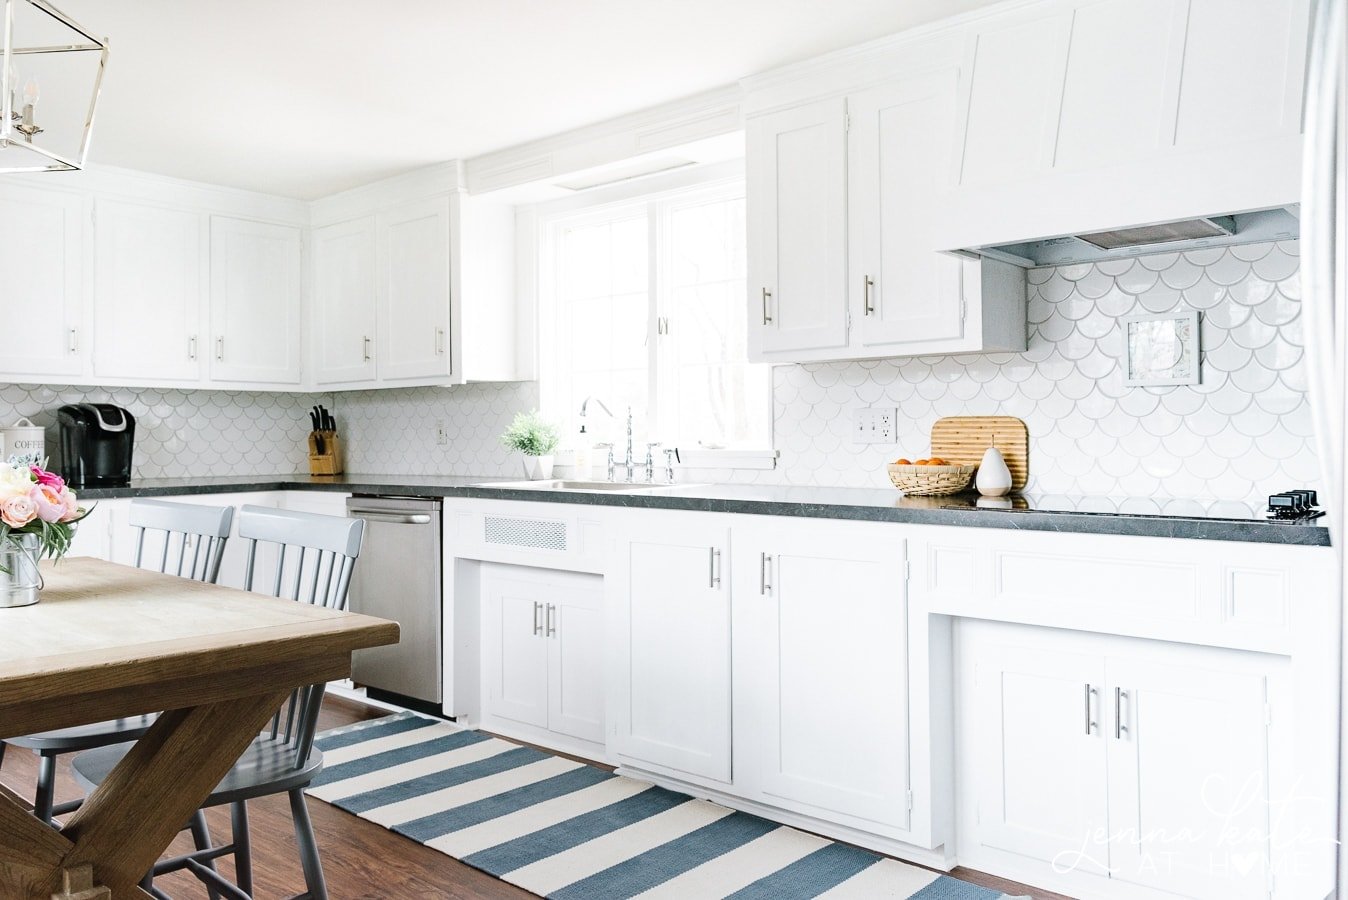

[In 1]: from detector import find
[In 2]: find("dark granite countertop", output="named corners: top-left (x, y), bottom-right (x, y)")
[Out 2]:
top-left (73, 474), bottom-right (1330, 547)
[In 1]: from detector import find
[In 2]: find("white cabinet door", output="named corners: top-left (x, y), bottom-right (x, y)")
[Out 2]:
top-left (312, 217), bottom-right (377, 385)
top-left (747, 97), bottom-right (848, 360)
top-left (209, 217), bottom-right (303, 385)
top-left (0, 185), bottom-right (86, 378)
top-left (964, 623), bottom-right (1111, 877)
top-left (93, 200), bottom-right (204, 383)
top-left (1106, 651), bottom-right (1272, 900)
top-left (734, 519), bottom-right (910, 829)
top-left (483, 570), bottom-right (551, 730)
top-left (849, 70), bottom-right (965, 348)
top-left (609, 516), bottom-right (732, 782)
top-left (377, 197), bottom-right (452, 382)
top-left (547, 580), bottom-right (605, 745)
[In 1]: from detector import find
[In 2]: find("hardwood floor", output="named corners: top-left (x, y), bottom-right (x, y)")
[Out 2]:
top-left (0, 695), bottom-right (1071, 899)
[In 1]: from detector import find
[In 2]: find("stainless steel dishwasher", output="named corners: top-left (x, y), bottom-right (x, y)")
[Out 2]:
top-left (346, 495), bottom-right (443, 715)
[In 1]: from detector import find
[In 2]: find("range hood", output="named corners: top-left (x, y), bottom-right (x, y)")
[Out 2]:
top-left (957, 206), bottom-right (1300, 268)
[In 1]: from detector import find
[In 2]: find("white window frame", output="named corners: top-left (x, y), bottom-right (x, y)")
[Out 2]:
top-left (535, 160), bottom-right (777, 469)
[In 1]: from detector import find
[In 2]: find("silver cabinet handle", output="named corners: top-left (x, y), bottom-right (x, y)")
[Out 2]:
top-left (435, 327), bottom-right (445, 355)
top-left (188, 335), bottom-right (197, 360)
top-left (546, 603), bottom-right (556, 637)
top-left (760, 552), bottom-right (772, 595)
top-left (863, 276), bottom-right (875, 316)
top-left (533, 601), bottom-right (542, 636)
top-left (1084, 684), bottom-right (1096, 735)
top-left (68, 327), bottom-right (78, 353)
top-left (347, 510), bottom-right (432, 525)
top-left (363, 336), bottom-right (372, 362)
top-left (215, 336), bottom-right (224, 361)
top-left (1115, 688), bottom-right (1127, 739)
top-left (709, 547), bottom-right (722, 588)
top-left (761, 287), bottom-right (773, 325)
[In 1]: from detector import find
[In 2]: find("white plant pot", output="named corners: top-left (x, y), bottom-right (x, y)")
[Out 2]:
top-left (522, 455), bottom-right (555, 480)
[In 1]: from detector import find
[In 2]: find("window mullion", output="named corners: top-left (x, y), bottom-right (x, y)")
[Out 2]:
top-left (647, 199), bottom-right (664, 443)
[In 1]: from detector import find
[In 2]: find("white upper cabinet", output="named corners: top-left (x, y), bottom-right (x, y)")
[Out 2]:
top-left (0, 185), bottom-right (86, 379)
top-left (377, 196), bottom-right (452, 383)
top-left (747, 97), bottom-right (849, 360)
top-left (939, 0), bottom-right (1310, 250)
top-left (849, 70), bottom-right (965, 348)
top-left (208, 217), bottom-right (303, 385)
top-left (744, 35), bottom-right (1026, 363)
top-left (93, 200), bottom-right (205, 384)
top-left (312, 216), bottom-right (377, 385)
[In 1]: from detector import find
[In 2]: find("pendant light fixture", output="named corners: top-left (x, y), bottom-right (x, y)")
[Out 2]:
top-left (1, 0), bottom-right (108, 173)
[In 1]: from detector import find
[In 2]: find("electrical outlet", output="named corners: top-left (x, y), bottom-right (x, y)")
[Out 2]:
top-left (435, 419), bottom-right (448, 446)
top-left (852, 407), bottom-right (897, 444)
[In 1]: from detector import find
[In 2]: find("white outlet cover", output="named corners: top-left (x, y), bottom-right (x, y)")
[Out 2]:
top-left (852, 407), bottom-right (897, 444)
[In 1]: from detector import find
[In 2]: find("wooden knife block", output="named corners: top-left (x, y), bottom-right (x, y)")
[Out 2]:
top-left (307, 431), bottom-right (343, 476)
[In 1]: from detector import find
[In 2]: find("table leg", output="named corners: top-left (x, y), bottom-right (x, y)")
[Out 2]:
top-left (56, 689), bottom-right (290, 900)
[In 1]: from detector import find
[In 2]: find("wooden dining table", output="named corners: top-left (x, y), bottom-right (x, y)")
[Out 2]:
top-left (0, 556), bottom-right (400, 900)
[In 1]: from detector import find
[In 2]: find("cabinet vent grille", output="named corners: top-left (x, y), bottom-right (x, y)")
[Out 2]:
top-left (484, 516), bottom-right (567, 551)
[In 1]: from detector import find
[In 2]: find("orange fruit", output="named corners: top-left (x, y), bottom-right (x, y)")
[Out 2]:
top-left (894, 458), bottom-right (912, 465)
top-left (915, 458), bottom-right (929, 465)
top-left (928, 457), bottom-right (947, 466)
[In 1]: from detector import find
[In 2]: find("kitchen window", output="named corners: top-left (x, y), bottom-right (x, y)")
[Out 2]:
top-left (539, 172), bottom-right (772, 462)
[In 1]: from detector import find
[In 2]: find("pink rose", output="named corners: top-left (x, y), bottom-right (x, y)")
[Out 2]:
top-left (30, 467), bottom-right (64, 491)
top-left (0, 494), bottom-right (37, 528)
top-left (60, 490), bottom-right (79, 523)
top-left (29, 484), bottom-right (65, 524)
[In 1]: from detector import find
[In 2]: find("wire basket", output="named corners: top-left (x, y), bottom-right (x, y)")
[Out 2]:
top-left (886, 463), bottom-right (976, 496)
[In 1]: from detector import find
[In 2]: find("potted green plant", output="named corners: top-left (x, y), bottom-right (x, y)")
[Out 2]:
top-left (501, 410), bottom-right (561, 480)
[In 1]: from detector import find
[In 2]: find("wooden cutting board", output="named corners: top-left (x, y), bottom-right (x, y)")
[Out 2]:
top-left (930, 416), bottom-right (1029, 490)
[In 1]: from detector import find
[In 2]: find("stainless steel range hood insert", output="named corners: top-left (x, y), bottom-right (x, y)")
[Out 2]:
top-left (963, 207), bottom-right (1299, 268)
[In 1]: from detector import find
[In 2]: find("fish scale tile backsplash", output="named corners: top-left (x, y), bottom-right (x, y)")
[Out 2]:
top-left (0, 240), bottom-right (1312, 509)
top-left (701, 239), bottom-right (1313, 510)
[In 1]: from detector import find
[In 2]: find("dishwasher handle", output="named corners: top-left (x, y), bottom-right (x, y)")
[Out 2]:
top-left (347, 510), bottom-right (434, 525)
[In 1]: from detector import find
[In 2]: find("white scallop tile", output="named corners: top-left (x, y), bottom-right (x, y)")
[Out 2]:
top-left (1116, 264), bottom-right (1161, 295)
top-left (1253, 247), bottom-right (1298, 282)
top-left (1138, 252), bottom-right (1180, 272)
top-left (1159, 257), bottom-right (1204, 290)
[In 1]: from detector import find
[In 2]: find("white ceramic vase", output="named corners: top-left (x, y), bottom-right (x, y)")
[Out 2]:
top-left (975, 446), bottom-right (1013, 497)
top-left (522, 454), bottom-right (555, 480)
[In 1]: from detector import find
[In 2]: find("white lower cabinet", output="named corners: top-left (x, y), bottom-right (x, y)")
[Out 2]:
top-left (733, 518), bottom-right (911, 833)
top-left (607, 514), bottom-right (732, 783)
top-left (957, 620), bottom-right (1285, 900)
top-left (482, 565), bottom-right (604, 747)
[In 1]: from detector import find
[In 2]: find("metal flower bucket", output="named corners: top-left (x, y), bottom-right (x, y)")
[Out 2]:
top-left (0, 533), bottom-right (43, 608)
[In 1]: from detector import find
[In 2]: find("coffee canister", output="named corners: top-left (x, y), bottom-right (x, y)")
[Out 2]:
top-left (1, 418), bottom-right (46, 467)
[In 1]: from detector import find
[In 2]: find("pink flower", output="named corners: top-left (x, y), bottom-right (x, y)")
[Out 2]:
top-left (29, 484), bottom-right (65, 524)
top-left (60, 490), bottom-right (79, 523)
top-left (30, 467), bottom-right (64, 491)
top-left (1, 494), bottom-right (37, 528)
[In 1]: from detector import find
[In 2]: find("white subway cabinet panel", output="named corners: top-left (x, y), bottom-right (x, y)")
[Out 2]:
top-left (958, 621), bottom-right (1285, 900)
top-left (483, 577), bottom-right (551, 731)
top-left (0, 186), bottom-right (86, 379)
top-left (964, 629), bottom-right (1111, 876)
top-left (1105, 655), bottom-right (1271, 900)
top-left (733, 520), bottom-right (911, 831)
top-left (481, 566), bottom-right (605, 746)
top-left (609, 516), bottom-right (732, 783)
top-left (849, 70), bottom-right (965, 348)
top-left (209, 217), bottom-right (303, 385)
top-left (93, 200), bottom-right (204, 383)
top-left (377, 196), bottom-right (452, 383)
top-left (312, 217), bottom-right (377, 386)
top-left (747, 97), bottom-right (848, 360)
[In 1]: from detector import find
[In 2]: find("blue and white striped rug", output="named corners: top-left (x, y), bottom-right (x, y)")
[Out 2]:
top-left (308, 713), bottom-right (1021, 900)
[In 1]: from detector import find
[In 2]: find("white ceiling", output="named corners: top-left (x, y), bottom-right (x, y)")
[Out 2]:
top-left (52, 0), bottom-right (1001, 200)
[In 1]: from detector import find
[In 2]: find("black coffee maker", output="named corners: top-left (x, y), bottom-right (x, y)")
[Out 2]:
top-left (57, 404), bottom-right (135, 488)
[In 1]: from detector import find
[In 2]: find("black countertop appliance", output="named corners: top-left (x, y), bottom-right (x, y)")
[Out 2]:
top-left (57, 404), bottom-right (135, 488)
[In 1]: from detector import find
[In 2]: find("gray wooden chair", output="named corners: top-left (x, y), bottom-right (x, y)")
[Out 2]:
top-left (71, 505), bottom-right (366, 900)
top-left (1, 498), bottom-right (235, 824)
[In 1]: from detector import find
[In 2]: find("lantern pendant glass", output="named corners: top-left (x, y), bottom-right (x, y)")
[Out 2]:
top-left (0, 0), bottom-right (108, 174)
